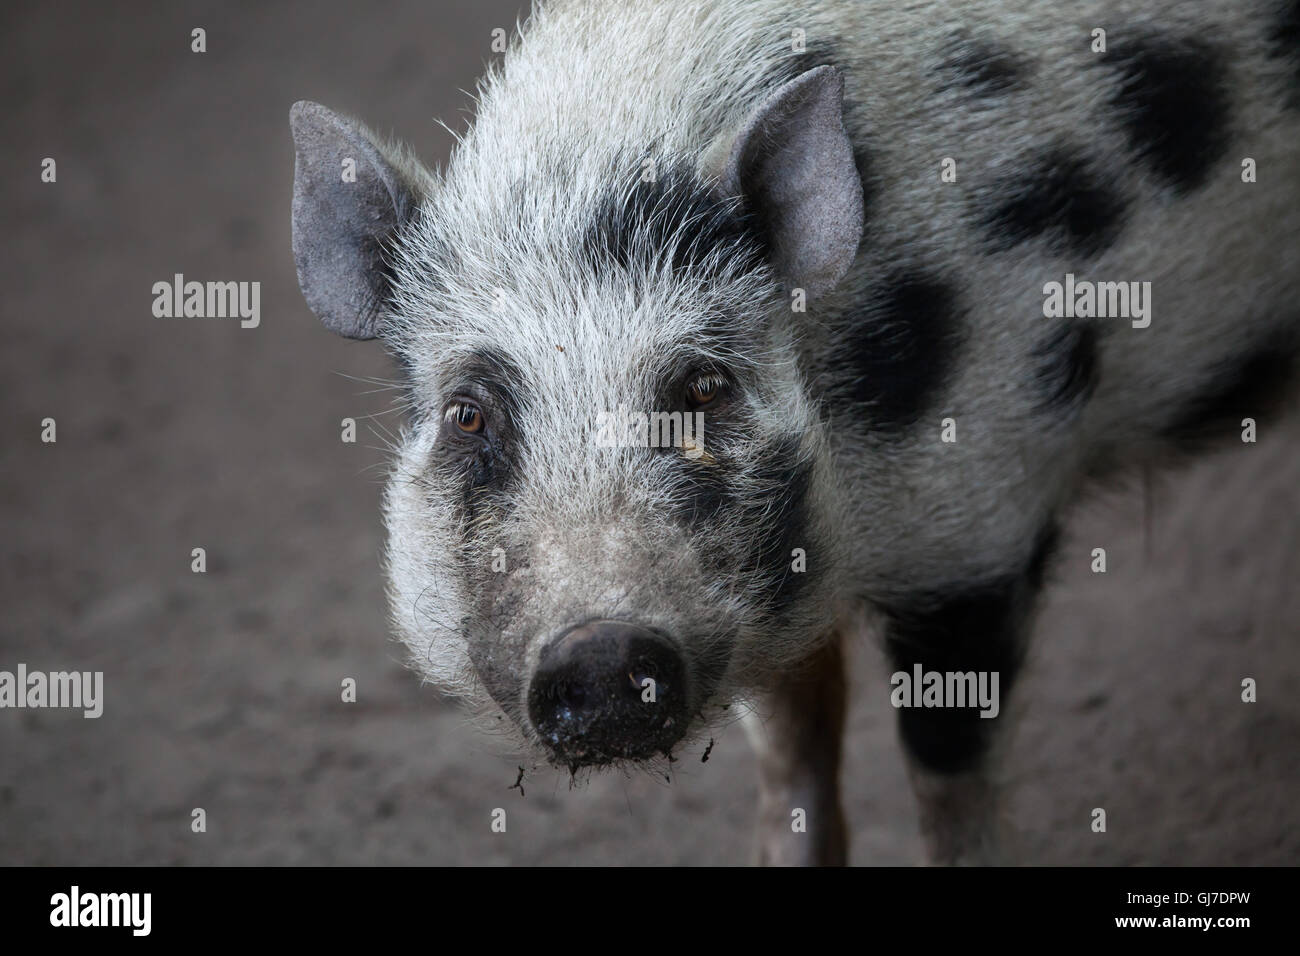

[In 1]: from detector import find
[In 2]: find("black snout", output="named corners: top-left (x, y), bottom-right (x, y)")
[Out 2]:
top-left (528, 620), bottom-right (688, 766)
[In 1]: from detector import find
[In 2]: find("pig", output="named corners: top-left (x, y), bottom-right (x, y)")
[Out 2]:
top-left (290, 0), bottom-right (1300, 864)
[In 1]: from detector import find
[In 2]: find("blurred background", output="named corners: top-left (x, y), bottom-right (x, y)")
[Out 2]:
top-left (1, 0), bottom-right (1297, 865)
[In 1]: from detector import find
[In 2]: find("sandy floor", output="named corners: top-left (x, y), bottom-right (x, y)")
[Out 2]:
top-left (2, 1), bottom-right (1297, 865)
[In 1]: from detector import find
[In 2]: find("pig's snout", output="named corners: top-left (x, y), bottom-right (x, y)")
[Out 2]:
top-left (528, 620), bottom-right (688, 766)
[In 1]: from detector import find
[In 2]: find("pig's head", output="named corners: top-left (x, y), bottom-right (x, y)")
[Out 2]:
top-left (290, 66), bottom-right (863, 770)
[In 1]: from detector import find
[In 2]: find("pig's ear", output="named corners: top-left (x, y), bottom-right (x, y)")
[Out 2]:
top-left (290, 101), bottom-right (419, 339)
top-left (718, 66), bottom-right (863, 299)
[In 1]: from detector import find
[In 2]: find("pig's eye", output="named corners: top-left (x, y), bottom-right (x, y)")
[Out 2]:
top-left (685, 373), bottom-right (726, 409)
top-left (443, 400), bottom-right (485, 435)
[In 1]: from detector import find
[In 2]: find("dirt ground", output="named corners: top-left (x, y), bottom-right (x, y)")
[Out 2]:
top-left (2, 1), bottom-right (1297, 866)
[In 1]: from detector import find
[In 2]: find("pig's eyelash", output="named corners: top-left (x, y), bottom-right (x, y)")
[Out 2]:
top-left (442, 400), bottom-right (477, 423)
top-left (689, 372), bottom-right (728, 392)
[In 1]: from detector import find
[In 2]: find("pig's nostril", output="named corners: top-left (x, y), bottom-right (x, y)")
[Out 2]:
top-left (528, 620), bottom-right (688, 765)
top-left (557, 681), bottom-right (587, 711)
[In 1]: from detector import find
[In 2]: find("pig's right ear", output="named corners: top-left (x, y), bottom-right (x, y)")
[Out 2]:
top-left (716, 66), bottom-right (864, 300)
top-left (290, 101), bottom-right (419, 339)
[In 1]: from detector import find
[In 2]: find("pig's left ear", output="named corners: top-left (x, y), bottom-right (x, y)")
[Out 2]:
top-left (718, 66), bottom-right (864, 299)
top-left (290, 101), bottom-right (420, 339)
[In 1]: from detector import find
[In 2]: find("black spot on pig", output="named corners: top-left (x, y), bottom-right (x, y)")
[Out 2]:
top-left (882, 524), bottom-right (1058, 775)
top-left (1269, 0), bottom-right (1300, 104)
top-left (830, 271), bottom-right (965, 435)
top-left (977, 151), bottom-right (1126, 257)
top-left (745, 440), bottom-right (818, 618)
top-left (1161, 335), bottom-right (1300, 447)
top-left (1032, 322), bottom-right (1100, 418)
top-left (581, 160), bottom-right (766, 285)
top-left (674, 432), bottom-right (820, 622)
top-left (937, 33), bottom-right (1030, 96)
top-left (1105, 34), bottom-right (1231, 193)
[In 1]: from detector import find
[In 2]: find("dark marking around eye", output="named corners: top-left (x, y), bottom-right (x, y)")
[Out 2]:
top-left (431, 349), bottom-right (528, 532)
top-left (977, 151), bottom-right (1126, 258)
top-left (1104, 34), bottom-right (1231, 193)
top-left (1032, 322), bottom-right (1100, 418)
top-left (460, 348), bottom-right (525, 419)
top-left (830, 271), bottom-right (965, 435)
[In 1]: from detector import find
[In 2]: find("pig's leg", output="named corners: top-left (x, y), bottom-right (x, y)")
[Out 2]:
top-left (882, 526), bottom-right (1057, 865)
top-left (904, 760), bottom-right (1007, 866)
top-left (744, 635), bottom-right (847, 866)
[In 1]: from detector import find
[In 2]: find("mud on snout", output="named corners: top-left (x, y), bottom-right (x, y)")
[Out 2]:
top-left (460, 521), bottom-right (742, 772)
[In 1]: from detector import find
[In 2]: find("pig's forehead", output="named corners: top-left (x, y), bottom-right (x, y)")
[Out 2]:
top-left (396, 154), bottom-right (769, 306)
top-left (389, 160), bottom-right (777, 401)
